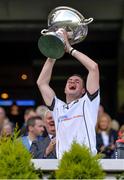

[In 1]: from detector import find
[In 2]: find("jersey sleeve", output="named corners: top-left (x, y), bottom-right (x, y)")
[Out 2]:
top-left (47, 96), bottom-right (65, 124)
top-left (83, 90), bottom-right (100, 125)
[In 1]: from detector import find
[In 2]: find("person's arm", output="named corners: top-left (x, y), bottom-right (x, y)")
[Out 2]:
top-left (44, 138), bottom-right (56, 157)
top-left (71, 50), bottom-right (99, 95)
top-left (62, 30), bottom-right (99, 95)
top-left (37, 58), bottom-right (56, 106)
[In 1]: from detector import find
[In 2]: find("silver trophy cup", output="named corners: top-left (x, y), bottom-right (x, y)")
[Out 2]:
top-left (38, 6), bottom-right (93, 59)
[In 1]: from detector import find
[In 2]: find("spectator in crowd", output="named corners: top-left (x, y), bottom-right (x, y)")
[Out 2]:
top-left (111, 119), bottom-right (120, 132)
top-left (24, 108), bottom-right (37, 122)
top-left (0, 121), bottom-right (14, 137)
top-left (30, 106), bottom-right (56, 159)
top-left (9, 104), bottom-right (23, 128)
top-left (21, 116), bottom-right (45, 151)
top-left (98, 104), bottom-right (105, 117)
top-left (36, 105), bottom-right (54, 137)
top-left (36, 105), bottom-right (48, 118)
top-left (114, 125), bottom-right (124, 159)
top-left (0, 107), bottom-right (7, 129)
top-left (96, 113), bottom-right (118, 158)
top-left (118, 124), bottom-right (124, 138)
top-left (41, 106), bottom-right (56, 136)
top-left (37, 29), bottom-right (100, 159)
top-left (20, 108), bottom-right (37, 136)
top-left (3, 117), bottom-right (10, 125)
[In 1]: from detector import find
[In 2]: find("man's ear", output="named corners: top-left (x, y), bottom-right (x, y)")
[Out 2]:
top-left (28, 126), bottom-right (33, 132)
top-left (82, 88), bottom-right (85, 94)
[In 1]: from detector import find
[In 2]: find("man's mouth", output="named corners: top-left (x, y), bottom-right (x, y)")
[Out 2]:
top-left (69, 85), bottom-right (76, 90)
top-left (49, 121), bottom-right (55, 126)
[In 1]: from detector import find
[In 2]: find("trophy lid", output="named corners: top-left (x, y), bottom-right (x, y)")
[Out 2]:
top-left (48, 6), bottom-right (85, 27)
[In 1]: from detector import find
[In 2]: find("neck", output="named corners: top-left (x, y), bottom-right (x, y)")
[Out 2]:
top-left (47, 129), bottom-right (55, 136)
top-left (49, 132), bottom-right (55, 137)
top-left (28, 132), bottom-right (37, 141)
top-left (66, 94), bottom-right (80, 104)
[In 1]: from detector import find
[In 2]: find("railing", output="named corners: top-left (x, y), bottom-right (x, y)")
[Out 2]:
top-left (31, 159), bottom-right (124, 179)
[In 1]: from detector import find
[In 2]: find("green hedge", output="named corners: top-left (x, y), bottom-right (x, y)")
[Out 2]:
top-left (0, 131), bottom-right (40, 179)
top-left (55, 142), bottom-right (105, 179)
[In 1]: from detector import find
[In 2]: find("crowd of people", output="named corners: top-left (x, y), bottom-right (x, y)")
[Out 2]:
top-left (0, 104), bottom-right (124, 159)
top-left (0, 105), bottom-right (56, 158)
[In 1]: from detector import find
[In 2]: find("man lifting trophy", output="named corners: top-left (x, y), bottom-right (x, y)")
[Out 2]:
top-left (37, 6), bottom-right (100, 159)
top-left (38, 6), bottom-right (93, 59)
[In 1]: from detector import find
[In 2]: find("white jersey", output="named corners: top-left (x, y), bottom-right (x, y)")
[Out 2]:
top-left (50, 91), bottom-right (100, 159)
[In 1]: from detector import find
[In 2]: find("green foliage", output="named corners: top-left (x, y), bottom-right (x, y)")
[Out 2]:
top-left (55, 142), bottom-right (105, 179)
top-left (48, 171), bottom-right (56, 179)
top-left (0, 129), bottom-right (40, 179)
top-left (116, 173), bottom-right (124, 179)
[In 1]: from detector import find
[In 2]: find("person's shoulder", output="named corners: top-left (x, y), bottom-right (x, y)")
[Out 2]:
top-left (86, 90), bottom-right (100, 101)
top-left (37, 136), bottom-right (50, 148)
top-left (44, 135), bottom-right (51, 142)
top-left (21, 136), bottom-right (28, 140)
top-left (96, 132), bottom-right (102, 137)
top-left (55, 96), bottom-right (65, 103)
top-left (110, 129), bottom-right (118, 135)
top-left (18, 136), bottom-right (28, 144)
top-left (38, 135), bottom-right (49, 143)
top-left (48, 96), bottom-right (65, 111)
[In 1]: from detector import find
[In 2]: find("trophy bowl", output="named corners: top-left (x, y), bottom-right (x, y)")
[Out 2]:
top-left (38, 6), bottom-right (93, 59)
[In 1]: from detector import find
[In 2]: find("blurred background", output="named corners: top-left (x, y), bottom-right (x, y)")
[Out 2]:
top-left (0, 0), bottom-right (124, 125)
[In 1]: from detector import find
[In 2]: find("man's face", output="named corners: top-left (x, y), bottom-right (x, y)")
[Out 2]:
top-left (2, 124), bottom-right (12, 137)
top-left (64, 75), bottom-right (85, 98)
top-left (99, 116), bottom-right (110, 131)
top-left (30, 119), bottom-right (45, 136)
top-left (44, 111), bottom-right (55, 135)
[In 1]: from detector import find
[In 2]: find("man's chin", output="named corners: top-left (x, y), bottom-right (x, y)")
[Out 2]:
top-left (49, 128), bottom-right (55, 134)
top-left (68, 91), bottom-right (77, 96)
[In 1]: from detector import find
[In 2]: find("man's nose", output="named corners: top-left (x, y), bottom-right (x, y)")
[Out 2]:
top-left (70, 81), bottom-right (75, 84)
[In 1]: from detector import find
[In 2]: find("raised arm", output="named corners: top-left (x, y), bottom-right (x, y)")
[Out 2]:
top-left (71, 50), bottom-right (99, 94)
top-left (37, 58), bottom-right (56, 106)
top-left (62, 30), bottom-right (99, 94)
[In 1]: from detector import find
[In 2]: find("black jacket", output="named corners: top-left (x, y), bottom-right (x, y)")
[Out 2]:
top-left (30, 135), bottom-right (56, 159)
top-left (96, 129), bottom-right (118, 158)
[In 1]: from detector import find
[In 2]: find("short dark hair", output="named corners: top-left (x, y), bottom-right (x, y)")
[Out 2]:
top-left (26, 116), bottom-right (42, 131)
top-left (71, 74), bottom-right (83, 80)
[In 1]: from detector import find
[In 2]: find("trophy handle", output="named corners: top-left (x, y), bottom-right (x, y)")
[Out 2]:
top-left (41, 29), bottom-right (49, 35)
top-left (83, 18), bottom-right (93, 25)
